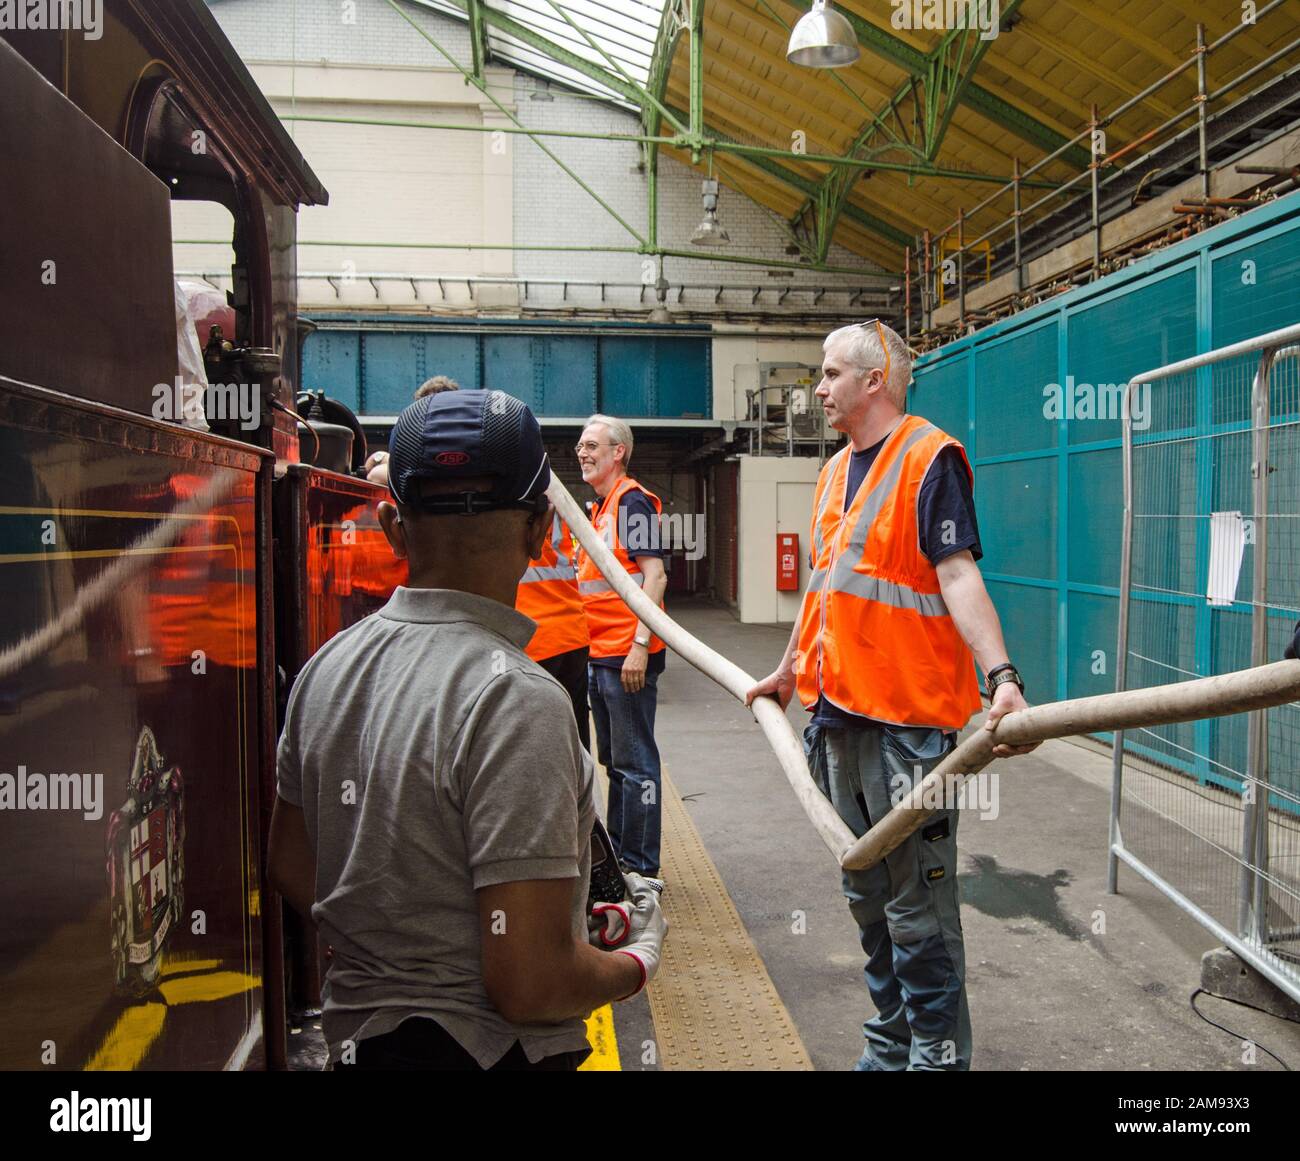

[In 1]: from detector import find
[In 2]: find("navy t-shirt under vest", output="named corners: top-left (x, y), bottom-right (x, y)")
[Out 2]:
top-left (810, 433), bottom-right (981, 730)
top-left (590, 489), bottom-right (669, 674)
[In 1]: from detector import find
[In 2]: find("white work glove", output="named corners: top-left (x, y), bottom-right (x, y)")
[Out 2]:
top-left (612, 872), bottom-right (668, 998)
top-left (588, 901), bottom-right (632, 948)
top-left (586, 873), bottom-right (664, 949)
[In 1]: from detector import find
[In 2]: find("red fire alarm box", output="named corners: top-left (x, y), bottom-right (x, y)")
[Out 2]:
top-left (777, 532), bottom-right (800, 591)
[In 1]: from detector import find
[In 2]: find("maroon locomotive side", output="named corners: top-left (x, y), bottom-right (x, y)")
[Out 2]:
top-left (0, 1), bottom-right (403, 1071)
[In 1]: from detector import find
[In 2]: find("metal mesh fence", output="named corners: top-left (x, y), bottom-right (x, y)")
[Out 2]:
top-left (1112, 323), bottom-right (1300, 1001)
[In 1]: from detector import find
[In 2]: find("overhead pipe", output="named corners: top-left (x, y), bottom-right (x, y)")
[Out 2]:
top-left (903, 245), bottom-right (911, 342)
top-left (1196, 23), bottom-right (1210, 199)
top-left (1012, 158), bottom-right (1023, 293)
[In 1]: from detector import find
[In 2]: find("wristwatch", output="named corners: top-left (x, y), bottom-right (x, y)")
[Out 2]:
top-left (633, 635), bottom-right (651, 648)
top-left (985, 662), bottom-right (1024, 700)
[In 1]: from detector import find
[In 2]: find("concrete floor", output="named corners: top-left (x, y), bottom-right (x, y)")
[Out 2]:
top-left (648, 597), bottom-right (1300, 1072)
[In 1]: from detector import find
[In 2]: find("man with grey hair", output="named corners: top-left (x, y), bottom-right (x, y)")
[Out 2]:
top-left (746, 319), bottom-right (1036, 1071)
top-left (575, 414), bottom-right (670, 879)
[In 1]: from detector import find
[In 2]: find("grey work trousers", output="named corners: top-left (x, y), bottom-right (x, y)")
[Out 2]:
top-left (808, 721), bottom-right (972, 1071)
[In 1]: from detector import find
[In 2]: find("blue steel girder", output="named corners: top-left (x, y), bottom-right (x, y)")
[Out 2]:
top-left (794, 1), bottom-right (1024, 263)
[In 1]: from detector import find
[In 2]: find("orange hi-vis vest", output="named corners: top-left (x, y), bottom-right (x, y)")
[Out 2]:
top-left (517, 513), bottom-right (590, 663)
top-left (796, 414), bottom-right (982, 730)
top-left (342, 502), bottom-right (409, 600)
top-left (148, 472), bottom-right (257, 670)
top-left (577, 475), bottom-right (667, 660)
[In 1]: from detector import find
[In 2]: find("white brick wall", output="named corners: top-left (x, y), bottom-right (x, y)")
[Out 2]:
top-left (512, 78), bottom-right (882, 311)
top-left (199, 0), bottom-right (888, 316)
top-left (208, 0), bottom-right (471, 67)
top-left (199, 1), bottom-right (497, 306)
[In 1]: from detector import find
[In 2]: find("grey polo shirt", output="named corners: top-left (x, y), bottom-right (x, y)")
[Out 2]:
top-left (277, 586), bottom-right (596, 1067)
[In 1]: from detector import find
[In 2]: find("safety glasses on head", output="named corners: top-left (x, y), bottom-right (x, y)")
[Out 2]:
top-left (857, 318), bottom-right (891, 391)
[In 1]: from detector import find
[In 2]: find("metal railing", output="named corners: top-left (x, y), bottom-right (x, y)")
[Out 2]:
top-left (173, 269), bottom-right (893, 318)
top-left (902, 1), bottom-right (1300, 342)
top-left (1110, 321), bottom-right (1300, 1002)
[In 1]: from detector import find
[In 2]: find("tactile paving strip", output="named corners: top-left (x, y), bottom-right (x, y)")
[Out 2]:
top-left (645, 769), bottom-right (813, 1071)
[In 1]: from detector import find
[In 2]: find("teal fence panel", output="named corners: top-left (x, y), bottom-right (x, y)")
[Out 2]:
top-left (1066, 590), bottom-right (1118, 702)
top-left (1065, 268), bottom-right (1198, 447)
top-left (1211, 222), bottom-right (1300, 347)
top-left (909, 190), bottom-right (1300, 785)
top-left (984, 579), bottom-right (1057, 704)
top-left (973, 321), bottom-right (1057, 458)
top-left (976, 457), bottom-right (1058, 579)
top-left (909, 350), bottom-right (967, 445)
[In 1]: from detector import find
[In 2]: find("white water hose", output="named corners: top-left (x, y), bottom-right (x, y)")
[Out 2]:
top-left (550, 477), bottom-right (1300, 876)
top-left (841, 658), bottom-right (1300, 871)
top-left (548, 475), bottom-right (858, 863)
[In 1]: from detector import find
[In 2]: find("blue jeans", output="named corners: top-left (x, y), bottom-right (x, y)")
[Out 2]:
top-left (588, 663), bottom-right (662, 874)
top-left (807, 721), bottom-right (972, 1071)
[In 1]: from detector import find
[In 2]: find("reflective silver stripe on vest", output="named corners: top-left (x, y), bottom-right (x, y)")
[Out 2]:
top-left (579, 572), bottom-right (646, 596)
top-left (811, 448), bottom-right (846, 565)
top-left (808, 567), bottom-right (828, 592)
top-left (551, 513), bottom-right (564, 549)
top-left (827, 571), bottom-right (950, 616)
top-left (829, 421), bottom-right (937, 592)
top-left (521, 565), bottom-right (575, 584)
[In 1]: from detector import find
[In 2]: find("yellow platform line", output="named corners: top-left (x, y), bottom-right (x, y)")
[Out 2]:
top-left (85, 1003), bottom-right (167, 1072)
top-left (581, 759), bottom-right (622, 1072)
top-left (590, 740), bottom-right (812, 1072)
top-left (647, 768), bottom-right (813, 1070)
top-left (578, 1005), bottom-right (620, 1071)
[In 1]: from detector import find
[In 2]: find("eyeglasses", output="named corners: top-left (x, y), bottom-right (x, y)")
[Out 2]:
top-left (858, 318), bottom-right (891, 389)
top-left (574, 440), bottom-right (617, 456)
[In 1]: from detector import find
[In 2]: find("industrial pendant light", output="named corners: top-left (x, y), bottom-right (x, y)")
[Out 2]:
top-left (691, 179), bottom-right (730, 246)
top-left (647, 261), bottom-right (672, 322)
top-left (786, 0), bottom-right (859, 68)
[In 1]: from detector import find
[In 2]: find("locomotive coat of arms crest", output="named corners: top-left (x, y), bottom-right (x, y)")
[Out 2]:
top-left (105, 726), bottom-right (185, 995)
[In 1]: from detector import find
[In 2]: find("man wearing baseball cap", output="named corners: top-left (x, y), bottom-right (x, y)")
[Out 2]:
top-left (269, 389), bottom-right (666, 1071)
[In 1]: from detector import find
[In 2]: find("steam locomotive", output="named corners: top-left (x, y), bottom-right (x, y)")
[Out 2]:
top-left (0, 0), bottom-right (403, 1070)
